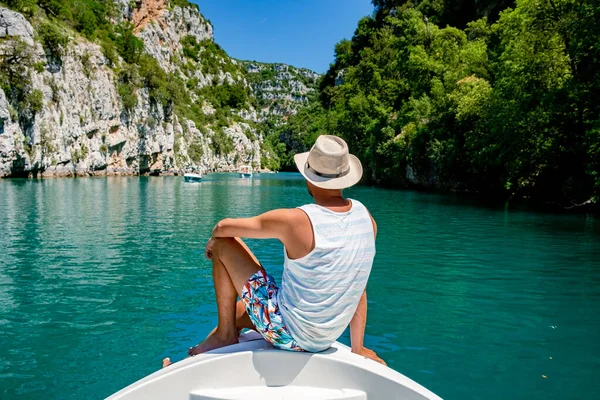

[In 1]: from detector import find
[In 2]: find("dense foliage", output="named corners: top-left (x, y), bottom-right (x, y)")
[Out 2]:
top-left (284, 0), bottom-right (599, 210)
top-left (262, 104), bottom-right (333, 171)
top-left (7, 0), bottom-right (115, 36)
top-left (0, 40), bottom-right (44, 130)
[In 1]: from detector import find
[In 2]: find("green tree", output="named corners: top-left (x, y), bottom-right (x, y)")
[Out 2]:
top-left (112, 23), bottom-right (144, 64)
top-left (313, 0), bottom-right (599, 209)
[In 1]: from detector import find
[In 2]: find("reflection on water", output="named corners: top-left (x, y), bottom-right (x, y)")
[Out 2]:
top-left (0, 173), bottom-right (599, 399)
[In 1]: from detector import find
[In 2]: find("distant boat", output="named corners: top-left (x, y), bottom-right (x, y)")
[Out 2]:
top-left (107, 331), bottom-right (442, 400)
top-left (238, 165), bottom-right (252, 178)
top-left (183, 173), bottom-right (202, 183)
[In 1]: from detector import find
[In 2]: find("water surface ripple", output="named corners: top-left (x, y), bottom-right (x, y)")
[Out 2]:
top-left (0, 174), bottom-right (599, 399)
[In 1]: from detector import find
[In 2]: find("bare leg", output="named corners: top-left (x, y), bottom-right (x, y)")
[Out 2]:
top-left (188, 256), bottom-right (240, 355)
top-left (207, 300), bottom-right (254, 337)
top-left (163, 301), bottom-right (253, 368)
top-left (189, 238), bottom-right (261, 356)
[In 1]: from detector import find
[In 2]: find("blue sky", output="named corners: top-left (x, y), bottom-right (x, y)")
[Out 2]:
top-left (194, 0), bottom-right (374, 73)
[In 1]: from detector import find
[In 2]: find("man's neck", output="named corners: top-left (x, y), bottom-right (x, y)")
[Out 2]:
top-left (312, 193), bottom-right (350, 209)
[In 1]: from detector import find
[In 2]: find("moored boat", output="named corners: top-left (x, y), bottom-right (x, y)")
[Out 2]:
top-left (238, 165), bottom-right (253, 178)
top-left (184, 173), bottom-right (202, 183)
top-left (107, 332), bottom-right (442, 400)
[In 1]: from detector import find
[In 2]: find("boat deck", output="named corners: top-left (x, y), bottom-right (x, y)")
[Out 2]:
top-left (108, 332), bottom-right (441, 400)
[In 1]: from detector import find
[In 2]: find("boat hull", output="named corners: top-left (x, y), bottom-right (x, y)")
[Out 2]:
top-left (108, 333), bottom-right (442, 400)
top-left (184, 174), bottom-right (202, 183)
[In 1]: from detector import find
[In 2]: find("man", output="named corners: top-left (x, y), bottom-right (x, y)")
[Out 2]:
top-left (176, 135), bottom-right (384, 365)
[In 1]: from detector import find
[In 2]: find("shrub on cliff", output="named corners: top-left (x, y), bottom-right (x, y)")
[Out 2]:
top-left (210, 128), bottom-right (234, 155)
top-left (0, 39), bottom-right (44, 129)
top-left (117, 64), bottom-right (139, 111)
top-left (180, 35), bottom-right (239, 76)
top-left (197, 83), bottom-right (249, 112)
top-left (118, 83), bottom-right (137, 111)
top-left (6, 0), bottom-right (37, 16)
top-left (112, 23), bottom-right (144, 64)
top-left (25, 89), bottom-right (43, 114)
top-left (187, 139), bottom-right (204, 163)
top-left (169, 0), bottom-right (198, 11)
top-left (260, 138), bottom-right (285, 172)
top-left (37, 22), bottom-right (68, 59)
top-left (260, 68), bottom-right (276, 81)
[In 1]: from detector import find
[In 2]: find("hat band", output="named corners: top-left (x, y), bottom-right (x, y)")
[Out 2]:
top-left (306, 161), bottom-right (350, 179)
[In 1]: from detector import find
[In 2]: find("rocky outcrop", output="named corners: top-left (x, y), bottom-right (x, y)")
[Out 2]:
top-left (135, 5), bottom-right (213, 72)
top-left (0, 3), bottom-right (263, 178)
top-left (132, 0), bottom-right (166, 32)
top-left (0, 89), bottom-right (9, 123)
top-left (0, 36), bottom-right (178, 177)
top-left (0, 1), bottom-right (320, 178)
top-left (0, 8), bottom-right (34, 45)
top-left (243, 62), bottom-right (320, 120)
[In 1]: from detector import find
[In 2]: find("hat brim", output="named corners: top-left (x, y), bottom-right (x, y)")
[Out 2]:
top-left (294, 152), bottom-right (363, 190)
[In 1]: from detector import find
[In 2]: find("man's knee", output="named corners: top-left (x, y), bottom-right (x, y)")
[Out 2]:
top-left (212, 237), bottom-right (237, 256)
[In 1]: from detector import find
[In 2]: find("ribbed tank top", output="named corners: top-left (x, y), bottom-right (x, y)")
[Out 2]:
top-left (277, 199), bottom-right (376, 352)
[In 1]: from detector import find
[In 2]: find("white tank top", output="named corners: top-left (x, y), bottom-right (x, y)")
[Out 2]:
top-left (277, 199), bottom-right (376, 352)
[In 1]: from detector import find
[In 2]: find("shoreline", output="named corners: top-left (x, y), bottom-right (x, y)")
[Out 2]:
top-left (0, 167), bottom-right (274, 179)
top-left (2, 171), bottom-right (595, 215)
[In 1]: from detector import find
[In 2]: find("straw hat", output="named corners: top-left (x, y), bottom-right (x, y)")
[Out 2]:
top-left (294, 135), bottom-right (363, 190)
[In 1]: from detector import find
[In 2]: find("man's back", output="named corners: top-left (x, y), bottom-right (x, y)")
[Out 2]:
top-left (184, 135), bottom-right (385, 365)
top-left (278, 199), bottom-right (376, 352)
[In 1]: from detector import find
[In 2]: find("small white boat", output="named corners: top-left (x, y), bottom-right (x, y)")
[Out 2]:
top-left (238, 165), bottom-right (253, 178)
top-left (184, 173), bottom-right (202, 183)
top-left (108, 332), bottom-right (442, 400)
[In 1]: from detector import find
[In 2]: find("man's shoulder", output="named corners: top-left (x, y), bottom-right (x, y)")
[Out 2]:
top-left (349, 199), bottom-right (376, 236)
top-left (280, 208), bottom-right (312, 232)
top-left (268, 207), bottom-right (308, 222)
top-left (349, 198), bottom-right (367, 210)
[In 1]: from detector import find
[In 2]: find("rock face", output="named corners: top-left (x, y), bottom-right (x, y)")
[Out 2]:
top-left (135, 5), bottom-right (213, 72)
top-left (0, 8), bottom-right (34, 45)
top-left (0, 3), bottom-right (267, 178)
top-left (243, 62), bottom-right (321, 120)
top-left (131, 0), bottom-right (167, 32)
top-left (0, 89), bottom-right (8, 122)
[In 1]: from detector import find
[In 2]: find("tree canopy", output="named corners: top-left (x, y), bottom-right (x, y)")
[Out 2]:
top-left (284, 0), bottom-right (599, 210)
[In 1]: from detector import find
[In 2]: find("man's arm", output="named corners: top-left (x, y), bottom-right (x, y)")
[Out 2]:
top-left (206, 208), bottom-right (313, 260)
top-left (350, 291), bottom-right (386, 365)
top-left (349, 211), bottom-right (385, 365)
top-left (350, 290), bottom-right (367, 352)
top-left (212, 209), bottom-right (295, 240)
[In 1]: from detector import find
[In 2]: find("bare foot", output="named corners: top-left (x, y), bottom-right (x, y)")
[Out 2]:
top-left (188, 330), bottom-right (239, 356)
top-left (162, 357), bottom-right (172, 368)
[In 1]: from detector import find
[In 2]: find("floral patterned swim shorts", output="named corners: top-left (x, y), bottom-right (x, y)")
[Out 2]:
top-left (241, 268), bottom-right (304, 351)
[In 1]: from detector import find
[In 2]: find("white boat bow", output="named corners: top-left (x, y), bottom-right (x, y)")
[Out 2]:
top-left (238, 165), bottom-right (253, 178)
top-left (184, 173), bottom-right (202, 183)
top-left (108, 332), bottom-right (442, 400)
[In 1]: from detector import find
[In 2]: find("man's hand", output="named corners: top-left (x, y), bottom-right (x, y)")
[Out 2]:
top-left (205, 238), bottom-right (215, 260)
top-left (352, 346), bottom-right (387, 366)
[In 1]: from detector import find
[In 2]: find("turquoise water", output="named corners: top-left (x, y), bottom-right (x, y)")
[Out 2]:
top-left (1, 173), bottom-right (599, 399)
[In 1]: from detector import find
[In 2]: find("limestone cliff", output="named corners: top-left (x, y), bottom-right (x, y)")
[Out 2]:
top-left (0, 1), bottom-right (318, 178)
top-left (243, 61), bottom-right (320, 120)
